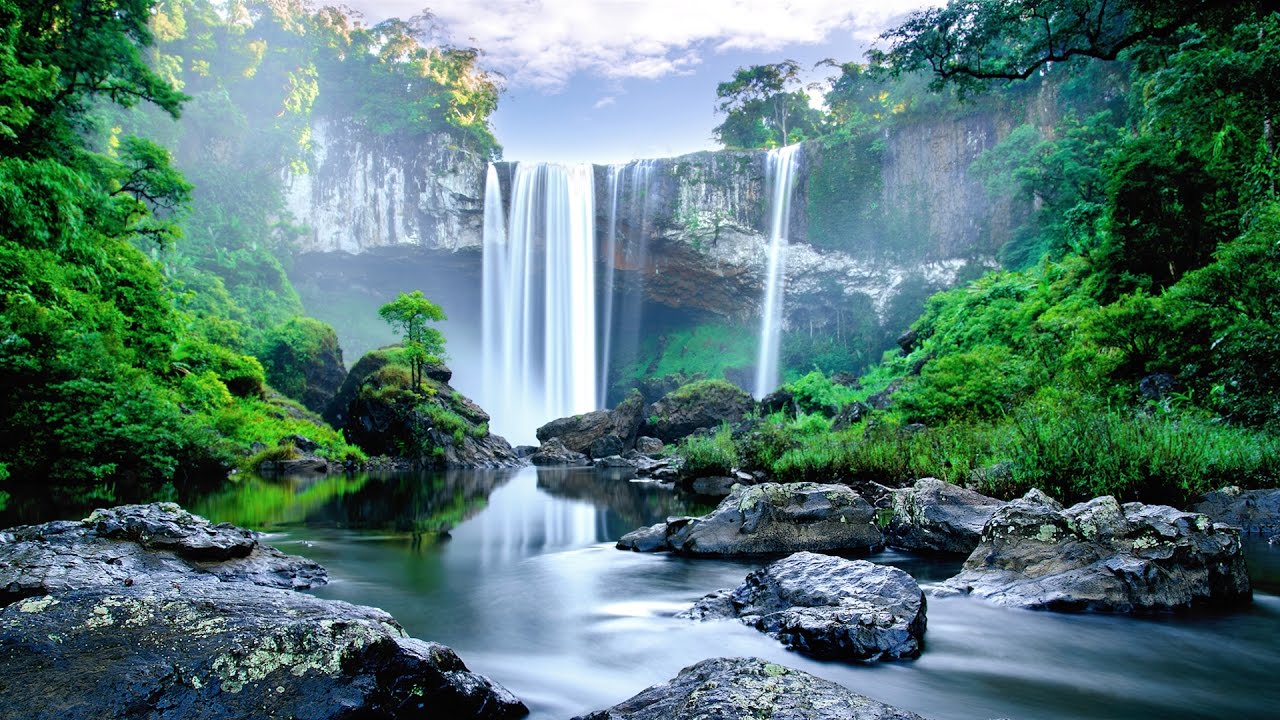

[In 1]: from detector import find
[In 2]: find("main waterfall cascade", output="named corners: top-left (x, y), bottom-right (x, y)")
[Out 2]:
top-left (481, 163), bottom-right (598, 444)
top-left (753, 145), bottom-right (802, 399)
top-left (481, 150), bottom-right (800, 442)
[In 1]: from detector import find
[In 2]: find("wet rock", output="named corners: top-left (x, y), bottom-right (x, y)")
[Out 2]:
top-left (866, 380), bottom-right (902, 410)
top-left (885, 478), bottom-right (1006, 555)
top-left (831, 400), bottom-right (871, 431)
top-left (537, 410), bottom-right (613, 455)
top-left (0, 582), bottom-right (527, 720)
top-left (537, 391), bottom-right (646, 458)
top-left (1139, 372), bottom-right (1182, 401)
top-left (1192, 486), bottom-right (1280, 538)
top-left (634, 436), bottom-right (664, 455)
top-left (0, 503), bottom-right (528, 720)
top-left (616, 482), bottom-right (883, 556)
top-left (589, 434), bottom-right (624, 460)
top-left (615, 523), bottom-right (669, 553)
top-left (513, 445), bottom-right (538, 458)
top-left (530, 438), bottom-right (591, 467)
top-left (593, 455), bottom-right (635, 469)
top-left (689, 476), bottom-right (739, 498)
top-left (760, 387), bottom-right (796, 417)
top-left (572, 657), bottom-right (927, 720)
top-left (682, 551), bottom-right (926, 661)
top-left (643, 379), bottom-right (755, 444)
top-left (0, 503), bottom-right (325, 599)
top-left (258, 456), bottom-right (330, 475)
top-left (938, 490), bottom-right (1252, 612)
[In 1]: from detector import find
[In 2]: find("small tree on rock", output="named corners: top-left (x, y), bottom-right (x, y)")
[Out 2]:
top-left (378, 291), bottom-right (446, 390)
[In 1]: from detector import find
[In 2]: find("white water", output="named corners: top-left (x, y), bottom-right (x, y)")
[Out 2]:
top-left (481, 163), bottom-right (598, 444)
top-left (754, 144), bottom-right (802, 398)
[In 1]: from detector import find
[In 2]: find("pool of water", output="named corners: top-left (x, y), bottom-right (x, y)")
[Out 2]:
top-left (194, 467), bottom-right (1280, 719)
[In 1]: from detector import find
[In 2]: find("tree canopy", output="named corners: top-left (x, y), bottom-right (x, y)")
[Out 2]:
top-left (379, 291), bottom-right (447, 390)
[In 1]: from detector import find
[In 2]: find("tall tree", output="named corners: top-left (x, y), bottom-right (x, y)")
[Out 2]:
top-left (713, 60), bottom-right (822, 149)
top-left (378, 291), bottom-right (446, 390)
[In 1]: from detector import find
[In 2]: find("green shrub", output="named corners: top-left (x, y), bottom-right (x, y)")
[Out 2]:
top-left (787, 372), bottom-right (859, 416)
top-left (679, 424), bottom-right (739, 476)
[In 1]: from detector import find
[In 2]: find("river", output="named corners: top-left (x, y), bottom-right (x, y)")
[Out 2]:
top-left (193, 467), bottom-right (1280, 719)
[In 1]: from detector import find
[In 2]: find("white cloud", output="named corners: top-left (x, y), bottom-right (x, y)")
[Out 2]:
top-left (342, 1), bottom-right (935, 89)
top-left (593, 96), bottom-right (617, 109)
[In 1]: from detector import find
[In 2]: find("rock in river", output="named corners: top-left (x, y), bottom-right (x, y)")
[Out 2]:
top-left (617, 482), bottom-right (883, 556)
top-left (683, 552), bottom-right (926, 661)
top-left (937, 490), bottom-right (1252, 613)
top-left (1192, 486), bottom-right (1280, 538)
top-left (0, 503), bottom-right (528, 720)
top-left (572, 657), bottom-right (927, 720)
top-left (885, 477), bottom-right (1005, 555)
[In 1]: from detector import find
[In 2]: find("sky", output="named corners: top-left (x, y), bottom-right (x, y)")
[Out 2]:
top-left (343, 1), bottom-right (936, 163)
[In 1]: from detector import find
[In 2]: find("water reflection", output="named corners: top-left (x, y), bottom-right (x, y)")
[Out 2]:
top-left (190, 468), bottom-right (1280, 720)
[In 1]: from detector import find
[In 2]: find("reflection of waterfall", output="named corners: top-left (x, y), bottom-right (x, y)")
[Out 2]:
top-left (754, 145), bottom-right (802, 398)
top-left (482, 163), bottom-right (598, 444)
top-left (599, 159), bottom-right (657, 405)
top-left (465, 468), bottom-right (607, 567)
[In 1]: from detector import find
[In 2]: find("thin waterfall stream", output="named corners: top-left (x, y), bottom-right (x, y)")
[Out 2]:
top-left (754, 144), bottom-right (801, 398)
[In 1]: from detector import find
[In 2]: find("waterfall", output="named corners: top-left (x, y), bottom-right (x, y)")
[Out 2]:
top-left (597, 165), bottom-right (621, 406)
top-left (599, 159), bottom-right (657, 405)
top-left (481, 162), bottom-right (598, 444)
top-left (754, 144), bottom-right (802, 399)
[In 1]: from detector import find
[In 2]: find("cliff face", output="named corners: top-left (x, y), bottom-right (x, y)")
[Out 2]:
top-left (288, 111), bottom-right (1015, 328)
top-left (284, 121), bottom-right (486, 254)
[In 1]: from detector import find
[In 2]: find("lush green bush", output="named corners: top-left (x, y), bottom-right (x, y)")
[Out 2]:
top-left (786, 371), bottom-right (860, 416)
top-left (678, 424), bottom-right (739, 477)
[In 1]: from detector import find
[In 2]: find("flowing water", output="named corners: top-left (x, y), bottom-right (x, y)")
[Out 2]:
top-left (481, 163), bottom-right (598, 444)
top-left (194, 468), bottom-right (1280, 720)
top-left (754, 145), bottom-right (802, 398)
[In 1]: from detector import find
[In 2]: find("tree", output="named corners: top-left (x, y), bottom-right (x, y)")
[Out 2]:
top-left (713, 61), bottom-right (823, 149)
top-left (378, 291), bottom-right (446, 390)
top-left (873, 0), bottom-right (1265, 92)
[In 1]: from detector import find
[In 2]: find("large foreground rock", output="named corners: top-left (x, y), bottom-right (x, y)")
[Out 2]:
top-left (938, 490), bottom-right (1252, 612)
top-left (1192, 486), bottom-right (1280, 537)
top-left (885, 478), bottom-right (1005, 555)
top-left (572, 657), bottom-right (927, 720)
top-left (0, 503), bottom-right (325, 598)
top-left (0, 504), bottom-right (527, 720)
top-left (617, 483), bottom-right (883, 556)
top-left (683, 552), bottom-right (926, 661)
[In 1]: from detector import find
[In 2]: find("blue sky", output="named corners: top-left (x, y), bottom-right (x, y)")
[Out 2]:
top-left (343, 1), bottom-right (935, 163)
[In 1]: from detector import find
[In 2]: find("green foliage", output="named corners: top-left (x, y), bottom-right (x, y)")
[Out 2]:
top-left (678, 424), bottom-right (739, 477)
top-left (378, 291), bottom-right (447, 390)
top-left (785, 371), bottom-right (859, 416)
top-left (713, 61), bottom-right (823, 148)
top-left (618, 321), bottom-right (756, 389)
top-left (256, 316), bottom-right (341, 405)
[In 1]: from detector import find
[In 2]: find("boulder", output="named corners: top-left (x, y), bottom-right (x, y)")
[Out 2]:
top-left (1192, 486), bottom-right (1280, 537)
top-left (572, 657), bottom-right (926, 720)
top-left (537, 391), bottom-right (646, 458)
top-left (938, 490), bottom-right (1252, 612)
top-left (0, 583), bottom-right (527, 720)
top-left (537, 410), bottom-right (614, 455)
top-left (530, 438), bottom-right (591, 467)
top-left (682, 552), bottom-right (926, 661)
top-left (643, 379), bottom-right (755, 444)
top-left (688, 475), bottom-right (738, 498)
top-left (634, 436), bottom-right (664, 455)
top-left (593, 455), bottom-right (635, 469)
top-left (616, 483), bottom-right (883, 556)
top-left (258, 456), bottom-right (330, 475)
top-left (760, 387), bottom-right (796, 417)
top-left (589, 434), bottom-right (624, 459)
top-left (885, 478), bottom-right (1006, 555)
top-left (0, 503), bottom-right (325, 599)
top-left (0, 504), bottom-right (527, 720)
top-left (326, 347), bottom-right (519, 469)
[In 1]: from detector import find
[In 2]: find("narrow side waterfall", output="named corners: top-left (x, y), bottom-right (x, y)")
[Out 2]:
top-left (599, 159), bottom-right (657, 404)
top-left (753, 144), bottom-right (802, 398)
top-left (481, 163), bottom-right (598, 444)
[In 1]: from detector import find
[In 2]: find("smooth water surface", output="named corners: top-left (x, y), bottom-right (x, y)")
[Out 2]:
top-left (195, 468), bottom-right (1280, 719)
